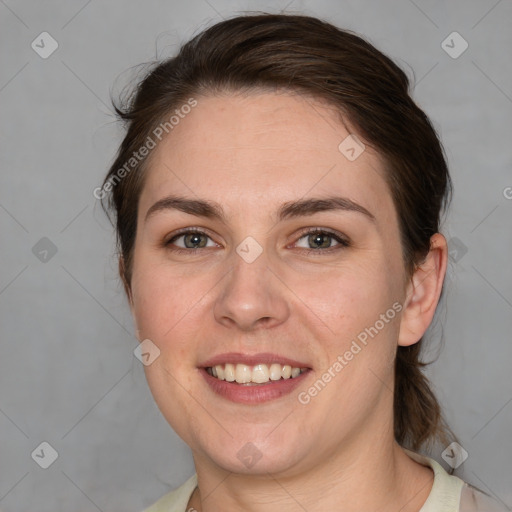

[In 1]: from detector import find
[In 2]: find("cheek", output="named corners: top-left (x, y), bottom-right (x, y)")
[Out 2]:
top-left (307, 259), bottom-right (401, 334)
top-left (309, 258), bottom-right (403, 380)
top-left (131, 261), bottom-right (204, 438)
top-left (130, 256), bottom-right (202, 341)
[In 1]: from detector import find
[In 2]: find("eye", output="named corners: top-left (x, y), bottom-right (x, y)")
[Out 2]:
top-left (164, 229), bottom-right (218, 251)
top-left (293, 228), bottom-right (350, 253)
top-left (163, 227), bottom-right (350, 255)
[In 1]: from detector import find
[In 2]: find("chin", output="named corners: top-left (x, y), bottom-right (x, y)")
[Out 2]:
top-left (196, 433), bottom-right (310, 477)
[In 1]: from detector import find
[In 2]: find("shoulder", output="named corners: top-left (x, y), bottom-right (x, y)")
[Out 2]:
top-left (141, 474), bottom-right (198, 512)
top-left (459, 484), bottom-right (509, 512)
top-left (404, 450), bottom-right (506, 512)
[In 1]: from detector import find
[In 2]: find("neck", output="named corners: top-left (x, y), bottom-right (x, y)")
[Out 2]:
top-left (188, 418), bottom-right (434, 512)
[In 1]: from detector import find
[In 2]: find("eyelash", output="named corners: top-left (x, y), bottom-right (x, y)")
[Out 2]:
top-left (164, 227), bottom-right (350, 255)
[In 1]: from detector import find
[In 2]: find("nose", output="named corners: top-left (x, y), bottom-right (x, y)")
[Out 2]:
top-left (213, 245), bottom-right (290, 332)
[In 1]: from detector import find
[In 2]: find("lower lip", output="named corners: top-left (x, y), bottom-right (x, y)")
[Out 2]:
top-left (200, 368), bottom-right (311, 404)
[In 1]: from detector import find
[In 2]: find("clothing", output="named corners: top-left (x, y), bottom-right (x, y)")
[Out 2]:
top-left (142, 451), bottom-right (506, 512)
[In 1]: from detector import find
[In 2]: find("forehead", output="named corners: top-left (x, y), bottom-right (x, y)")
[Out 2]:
top-left (139, 91), bottom-right (395, 224)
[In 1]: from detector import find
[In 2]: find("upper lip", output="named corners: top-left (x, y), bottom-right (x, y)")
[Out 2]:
top-left (200, 352), bottom-right (310, 369)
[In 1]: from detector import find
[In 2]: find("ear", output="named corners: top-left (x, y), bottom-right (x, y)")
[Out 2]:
top-left (398, 233), bottom-right (448, 347)
top-left (119, 255), bottom-right (134, 310)
top-left (119, 256), bottom-right (142, 341)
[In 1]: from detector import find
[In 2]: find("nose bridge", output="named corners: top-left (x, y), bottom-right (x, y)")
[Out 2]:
top-left (213, 238), bottom-right (289, 330)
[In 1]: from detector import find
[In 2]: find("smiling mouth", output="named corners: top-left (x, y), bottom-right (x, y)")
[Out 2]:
top-left (205, 363), bottom-right (309, 385)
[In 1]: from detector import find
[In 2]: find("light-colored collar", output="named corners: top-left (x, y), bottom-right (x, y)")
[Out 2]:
top-left (405, 449), bottom-right (465, 512)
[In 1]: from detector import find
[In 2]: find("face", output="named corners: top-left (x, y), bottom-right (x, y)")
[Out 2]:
top-left (128, 91), bottom-right (410, 477)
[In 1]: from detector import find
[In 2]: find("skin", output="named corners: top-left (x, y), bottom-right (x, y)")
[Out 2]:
top-left (124, 90), bottom-right (448, 512)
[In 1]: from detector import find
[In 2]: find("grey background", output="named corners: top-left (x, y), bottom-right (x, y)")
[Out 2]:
top-left (0, 0), bottom-right (511, 510)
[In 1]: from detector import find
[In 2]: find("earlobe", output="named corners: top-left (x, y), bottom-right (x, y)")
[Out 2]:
top-left (398, 233), bottom-right (448, 347)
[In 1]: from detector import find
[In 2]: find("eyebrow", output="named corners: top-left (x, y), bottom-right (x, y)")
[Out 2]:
top-left (144, 195), bottom-right (375, 224)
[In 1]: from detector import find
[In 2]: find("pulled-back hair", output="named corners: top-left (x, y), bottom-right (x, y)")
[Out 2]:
top-left (102, 13), bottom-right (454, 452)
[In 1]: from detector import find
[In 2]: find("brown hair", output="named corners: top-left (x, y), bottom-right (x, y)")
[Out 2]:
top-left (102, 13), bottom-right (454, 452)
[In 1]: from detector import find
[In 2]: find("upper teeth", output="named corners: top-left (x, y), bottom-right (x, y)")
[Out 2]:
top-left (207, 363), bottom-right (306, 384)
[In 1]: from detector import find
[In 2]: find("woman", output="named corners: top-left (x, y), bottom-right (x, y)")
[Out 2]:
top-left (101, 13), bottom-right (505, 512)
